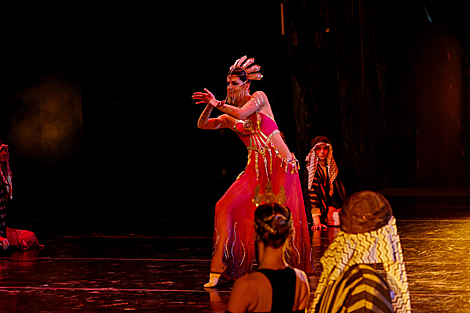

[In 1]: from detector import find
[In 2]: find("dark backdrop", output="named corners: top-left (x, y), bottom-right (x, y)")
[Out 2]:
top-left (2, 0), bottom-right (470, 220)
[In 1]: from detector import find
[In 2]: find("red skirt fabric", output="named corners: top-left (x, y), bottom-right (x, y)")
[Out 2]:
top-left (210, 150), bottom-right (314, 279)
top-left (6, 227), bottom-right (43, 250)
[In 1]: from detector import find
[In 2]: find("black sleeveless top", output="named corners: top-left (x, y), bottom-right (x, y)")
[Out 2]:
top-left (227, 267), bottom-right (304, 313)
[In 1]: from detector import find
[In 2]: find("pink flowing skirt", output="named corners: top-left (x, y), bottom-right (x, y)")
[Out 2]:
top-left (209, 153), bottom-right (314, 279)
top-left (6, 227), bottom-right (43, 249)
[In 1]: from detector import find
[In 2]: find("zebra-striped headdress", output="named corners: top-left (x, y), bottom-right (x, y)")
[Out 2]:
top-left (305, 136), bottom-right (338, 196)
top-left (312, 191), bottom-right (411, 312)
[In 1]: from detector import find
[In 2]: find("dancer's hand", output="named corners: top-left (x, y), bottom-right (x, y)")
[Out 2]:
top-left (311, 215), bottom-right (327, 231)
top-left (192, 88), bottom-right (218, 105)
top-left (0, 237), bottom-right (9, 250)
top-left (311, 224), bottom-right (327, 231)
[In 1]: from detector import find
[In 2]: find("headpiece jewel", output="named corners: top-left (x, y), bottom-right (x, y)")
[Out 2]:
top-left (228, 55), bottom-right (263, 81)
top-left (252, 181), bottom-right (286, 207)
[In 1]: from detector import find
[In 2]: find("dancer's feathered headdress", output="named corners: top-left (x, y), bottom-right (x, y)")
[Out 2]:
top-left (225, 56), bottom-right (263, 105)
top-left (227, 55), bottom-right (263, 81)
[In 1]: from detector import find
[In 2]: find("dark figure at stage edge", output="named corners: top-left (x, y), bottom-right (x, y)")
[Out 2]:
top-left (0, 140), bottom-right (43, 250)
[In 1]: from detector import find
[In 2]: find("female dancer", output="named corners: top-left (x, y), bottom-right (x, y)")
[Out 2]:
top-left (193, 56), bottom-right (313, 287)
top-left (227, 203), bottom-right (310, 313)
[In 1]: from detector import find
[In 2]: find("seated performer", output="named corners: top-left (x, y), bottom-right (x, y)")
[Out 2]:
top-left (226, 202), bottom-right (310, 313)
top-left (312, 191), bottom-right (411, 313)
top-left (0, 141), bottom-right (43, 250)
top-left (305, 136), bottom-right (347, 230)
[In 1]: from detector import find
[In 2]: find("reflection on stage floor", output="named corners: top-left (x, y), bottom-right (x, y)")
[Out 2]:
top-left (0, 189), bottom-right (469, 312)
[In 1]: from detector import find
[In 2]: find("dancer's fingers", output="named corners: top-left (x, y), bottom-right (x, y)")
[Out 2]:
top-left (204, 88), bottom-right (214, 98)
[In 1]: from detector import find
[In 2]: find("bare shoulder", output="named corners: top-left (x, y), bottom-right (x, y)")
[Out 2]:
top-left (251, 91), bottom-right (271, 114)
top-left (229, 273), bottom-right (261, 300)
top-left (293, 268), bottom-right (310, 297)
top-left (227, 274), bottom-right (261, 313)
top-left (293, 268), bottom-right (309, 284)
top-left (293, 268), bottom-right (310, 309)
top-left (235, 272), bottom-right (258, 285)
top-left (233, 272), bottom-right (268, 290)
top-left (252, 90), bottom-right (268, 102)
top-left (253, 90), bottom-right (267, 97)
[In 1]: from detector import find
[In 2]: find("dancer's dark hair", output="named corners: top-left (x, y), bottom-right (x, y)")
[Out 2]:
top-left (227, 67), bottom-right (248, 83)
top-left (254, 203), bottom-right (293, 249)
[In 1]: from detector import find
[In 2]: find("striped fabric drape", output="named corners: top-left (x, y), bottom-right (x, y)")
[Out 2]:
top-left (314, 264), bottom-right (394, 313)
top-left (312, 217), bottom-right (411, 313)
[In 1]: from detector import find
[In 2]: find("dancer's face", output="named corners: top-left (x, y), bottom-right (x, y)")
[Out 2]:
top-left (315, 144), bottom-right (329, 161)
top-left (226, 76), bottom-right (248, 97)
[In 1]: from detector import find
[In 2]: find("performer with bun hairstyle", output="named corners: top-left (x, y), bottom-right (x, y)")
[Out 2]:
top-left (226, 203), bottom-right (310, 313)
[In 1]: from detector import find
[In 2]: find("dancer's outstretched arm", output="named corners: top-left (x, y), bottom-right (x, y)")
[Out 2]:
top-left (193, 88), bottom-right (233, 130)
top-left (216, 91), bottom-right (267, 119)
top-left (197, 104), bottom-right (227, 129)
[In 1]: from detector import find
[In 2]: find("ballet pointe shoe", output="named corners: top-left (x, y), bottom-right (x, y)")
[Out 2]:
top-left (204, 273), bottom-right (221, 288)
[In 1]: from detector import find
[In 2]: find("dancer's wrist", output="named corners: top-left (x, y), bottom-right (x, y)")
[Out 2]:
top-left (220, 104), bottom-right (233, 114)
top-left (208, 99), bottom-right (218, 107)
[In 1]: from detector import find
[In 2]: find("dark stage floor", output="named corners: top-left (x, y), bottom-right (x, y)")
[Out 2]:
top-left (1, 187), bottom-right (470, 312)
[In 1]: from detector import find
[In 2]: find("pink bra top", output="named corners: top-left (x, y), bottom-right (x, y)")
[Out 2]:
top-left (234, 112), bottom-right (279, 148)
top-left (234, 112), bottom-right (299, 180)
